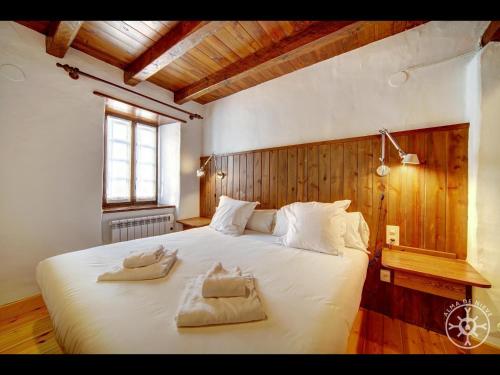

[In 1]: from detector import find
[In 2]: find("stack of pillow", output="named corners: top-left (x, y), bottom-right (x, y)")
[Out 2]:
top-left (209, 195), bottom-right (370, 256)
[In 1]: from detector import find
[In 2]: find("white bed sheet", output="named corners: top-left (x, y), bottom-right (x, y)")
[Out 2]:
top-left (36, 227), bottom-right (368, 354)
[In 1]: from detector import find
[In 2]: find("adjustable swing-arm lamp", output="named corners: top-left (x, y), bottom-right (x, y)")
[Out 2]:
top-left (196, 154), bottom-right (225, 179)
top-left (376, 128), bottom-right (420, 176)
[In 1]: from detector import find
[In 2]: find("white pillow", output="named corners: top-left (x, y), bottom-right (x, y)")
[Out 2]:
top-left (210, 196), bottom-right (258, 236)
top-left (245, 209), bottom-right (276, 233)
top-left (280, 202), bottom-right (347, 255)
top-left (272, 200), bottom-right (351, 237)
top-left (343, 212), bottom-right (370, 253)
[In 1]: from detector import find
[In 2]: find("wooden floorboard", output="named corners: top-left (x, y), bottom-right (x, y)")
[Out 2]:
top-left (1, 298), bottom-right (499, 354)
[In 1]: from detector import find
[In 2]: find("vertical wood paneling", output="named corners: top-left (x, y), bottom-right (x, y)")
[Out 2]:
top-left (210, 158), bottom-right (216, 216)
top-left (227, 155), bottom-right (234, 199)
top-left (221, 156), bottom-right (228, 198)
top-left (387, 136), bottom-right (408, 245)
top-left (371, 136), bottom-right (388, 250)
top-left (445, 128), bottom-right (468, 259)
top-left (287, 148), bottom-right (297, 204)
top-left (246, 153), bottom-right (254, 201)
top-left (233, 154), bottom-right (240, 200)
top-left (269, 150), bottom-right (278, 208)
top-left (297, 147), bottom-right (307, 202)
top-left (330, 143), bottom-right (344, 202)
top-left (215, 156), bottom-right (222, 207)
top-left (239, 153), bottom-right (247, 201)
top-left (261, 151), bottom-right (270, 208)
top-left (424, 132), bottom-right (447, 251)
top-left (200, 156), bottom-right (208, 217)
top-left (405, 133), bottom-right (426, 248)
top-left (307, 145), bottom-right (319, 201)
top-left (358, 140), bottom-right (373, 234)
top-left (253, 152), bottom-right (262, 204)
top-left (343, 142), bottom-right (358, 211)
top-left (318, 144), bottom-right (331, 202)
top-left (200, 126), bottom-right (468, 255)
top-left (277, 149), bottom-right (288, 208)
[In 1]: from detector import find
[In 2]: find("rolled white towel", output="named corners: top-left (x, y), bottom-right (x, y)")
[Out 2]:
top-left (201, 262), bottom-right (247, 298)
top-left (98, 250), bottom-right (178, 282)
top-left (123, 245), bottom-right (165, 268)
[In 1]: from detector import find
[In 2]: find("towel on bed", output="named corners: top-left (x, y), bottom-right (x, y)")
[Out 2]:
top-left (175, 275), bottom-right (266, 327)
top-left (123, 245), bottom-right (165, 268)
top-left (202, 262), bottom-right (247, 298)
top-left (97, 250), bottom-right (178, 282)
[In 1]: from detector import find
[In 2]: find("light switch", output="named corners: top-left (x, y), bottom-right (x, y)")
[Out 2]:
top-left (386, 225), bottom-right (400, 245)
top-left (380, 269), bottom-right (391, 283)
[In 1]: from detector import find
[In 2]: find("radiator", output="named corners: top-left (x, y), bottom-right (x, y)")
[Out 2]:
top-left (110, 214), bottom-right (175, 243)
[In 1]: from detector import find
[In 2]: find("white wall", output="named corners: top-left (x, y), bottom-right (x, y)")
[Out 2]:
top-left (203, 21), bottom-right (489, 155)
top-left (467, 42), bottom-right (500, 347)
top-left (0, 22), bottom-right (204, 304)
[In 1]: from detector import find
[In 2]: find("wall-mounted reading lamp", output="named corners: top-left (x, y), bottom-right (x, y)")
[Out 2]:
top-left (376, 128), bottom-right (420, 176)
top-left (196, 154), bottom-right (225, 180)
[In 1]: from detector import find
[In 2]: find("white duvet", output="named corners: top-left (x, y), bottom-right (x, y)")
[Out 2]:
top-left (36, 227), bottom-right (368, 354)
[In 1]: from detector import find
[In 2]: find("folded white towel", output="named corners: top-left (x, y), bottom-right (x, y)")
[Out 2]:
top-left (123, 245), bottom-right (165, 268)
top-left (202, 262), bottom-right (247, 298)
top-left (98, 250), bottom-right (178, 282)
top-left (175, 275), bottom-right (266, 327)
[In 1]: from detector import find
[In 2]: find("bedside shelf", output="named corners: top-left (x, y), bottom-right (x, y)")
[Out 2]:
top-left (382, 248), bottom-right (491, 301)
top-left (176, 217), bottom-right (211, 230)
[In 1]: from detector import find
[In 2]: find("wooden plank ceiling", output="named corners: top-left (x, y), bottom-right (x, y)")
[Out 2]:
top-left (17, 20), bottom-right (427, 104)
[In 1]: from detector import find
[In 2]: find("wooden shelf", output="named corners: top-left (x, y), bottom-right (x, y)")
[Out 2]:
top-left (176, 217), bottom-right (211, 230)
top-left (382, 248), bottom-right (491, 287)
top-left (382, 248), bottom-right (491, 301)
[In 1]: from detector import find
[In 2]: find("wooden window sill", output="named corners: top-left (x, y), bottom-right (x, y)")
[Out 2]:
top-left (102, 204), bottom-right (175, 214)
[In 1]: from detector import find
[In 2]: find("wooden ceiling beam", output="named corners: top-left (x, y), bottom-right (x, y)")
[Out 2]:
top-left (46, 21), bottom-right (83, 58)
top-left (124, 21), bottom-right (225, 86)
top-left (173, 21), bottom-right (357, 104)
top-left (481, 21), bottom-right (500, 46)
top-left (175, 21), bottom-right (427, 104)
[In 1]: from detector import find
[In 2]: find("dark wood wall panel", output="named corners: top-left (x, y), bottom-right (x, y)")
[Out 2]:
top-left (199, 123), bottom-right (469, 334)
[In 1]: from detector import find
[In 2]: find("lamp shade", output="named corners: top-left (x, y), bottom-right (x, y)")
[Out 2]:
top-left (196, 168), bottom-right (206, 177)
top-left (402, 153), bottom-right (420, 164)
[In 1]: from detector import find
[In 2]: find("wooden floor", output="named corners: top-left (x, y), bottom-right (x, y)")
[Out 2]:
top-left (1, 298), bottom-right (499, 354)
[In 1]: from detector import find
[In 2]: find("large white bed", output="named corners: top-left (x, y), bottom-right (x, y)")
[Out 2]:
top-left (36, 227), bottom-right (368, 354)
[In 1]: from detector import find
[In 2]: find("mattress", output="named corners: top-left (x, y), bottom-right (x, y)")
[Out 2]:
top-left (36, 227), bottom-right (368, 354)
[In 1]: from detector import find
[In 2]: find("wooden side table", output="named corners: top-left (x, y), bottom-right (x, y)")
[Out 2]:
top-left (381, 248), bottom-right (491, 301)
top-left (176, 217), bottom-right (211, 231)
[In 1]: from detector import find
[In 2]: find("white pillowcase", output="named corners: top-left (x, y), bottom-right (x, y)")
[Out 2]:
top-left (272, 200), bottom-right (351, 237)
top-left (280, 202), bottom-right (348, 255)
top-left (210, 196), bottom-right (258, 236)
top-left (245, 209), bottom-right (276, 233)
top-left (343, 212), bottom-right (370, 253)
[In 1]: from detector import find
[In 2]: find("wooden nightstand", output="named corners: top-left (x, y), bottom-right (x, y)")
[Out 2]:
top-left (381, 247), bottom-right (491, 301)
top-left (176, 217), bottom-right (211, 231)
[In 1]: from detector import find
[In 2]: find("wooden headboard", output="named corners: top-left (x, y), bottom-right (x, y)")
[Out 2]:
top-left (200, 123), bottom-right (468, 260)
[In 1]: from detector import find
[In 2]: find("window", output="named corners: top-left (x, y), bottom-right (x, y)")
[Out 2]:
top-left (103, 104), bottom-right (158, 207)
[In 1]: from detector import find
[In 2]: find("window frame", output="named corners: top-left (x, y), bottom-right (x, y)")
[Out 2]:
top-left (102, 111), bottom-right (159, 209)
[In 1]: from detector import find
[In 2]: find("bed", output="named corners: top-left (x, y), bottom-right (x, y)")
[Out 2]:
top-left (36, 226), bottom-right (368, 354)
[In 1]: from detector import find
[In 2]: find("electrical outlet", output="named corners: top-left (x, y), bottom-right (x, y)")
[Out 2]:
top-left (380, 269), bottom-right (391, 283)
top-left (386, 225), bottom-right (400, 245)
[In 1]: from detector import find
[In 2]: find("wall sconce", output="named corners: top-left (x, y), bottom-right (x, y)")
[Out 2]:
top-left (376, 128), bottom-right (420, 176)
top-left (196, 153), bottom-right (225, 180)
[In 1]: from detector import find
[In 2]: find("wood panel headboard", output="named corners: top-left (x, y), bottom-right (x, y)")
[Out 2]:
top-left (200, 123), bottom-right (468, 260)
